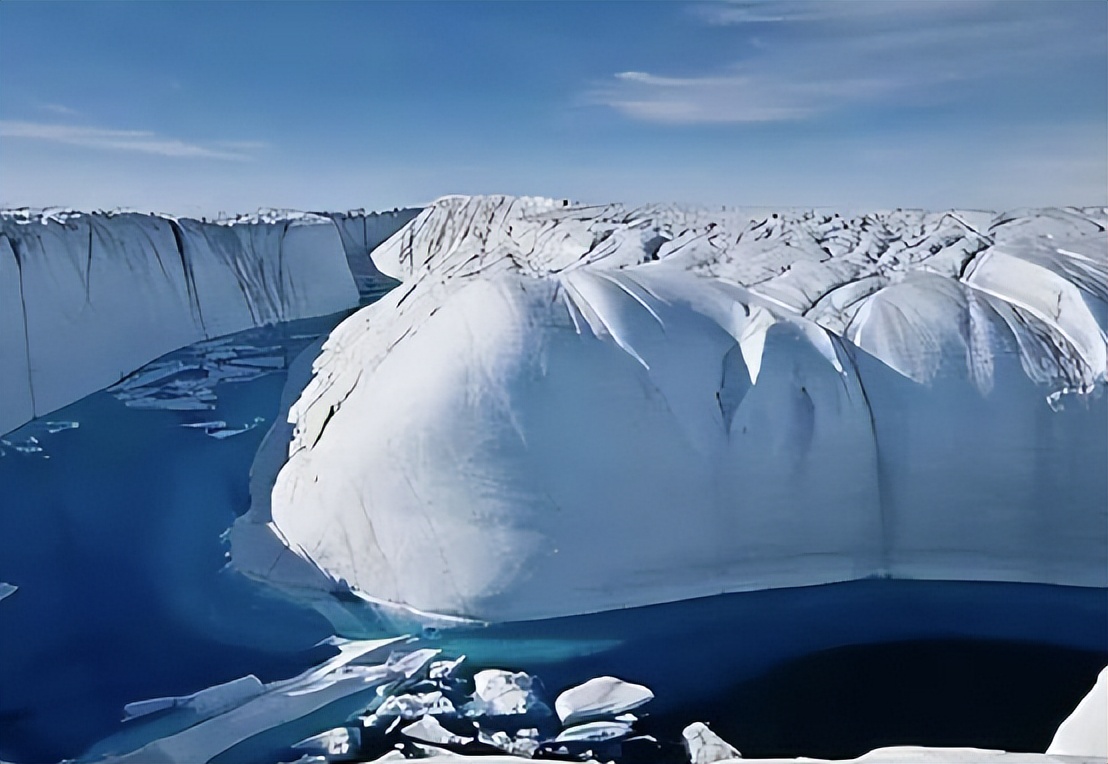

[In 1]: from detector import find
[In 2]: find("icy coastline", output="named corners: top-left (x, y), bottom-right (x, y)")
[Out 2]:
top-left (235, 196), bottom-right (1107, 625)
top-left (0, 207), bottom-right (417, 434)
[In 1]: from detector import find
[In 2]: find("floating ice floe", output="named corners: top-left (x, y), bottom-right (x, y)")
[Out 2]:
top-left (293, 725), bottom-right (362, 760)
top-left (368, 691), bottom-right (458, 727)
top-left (477, 728), bottom-right (541, 758)
top-left (463, 670), bottom-right (549, 718)
top-left (401, 716), bottom-right (475, 747)
top-left (0, 420), bottom-right (79, 458)
top-left (555, 676), bottom-right (654, 725)
top-left (90, 636), bottom-right (418, 763)
top-left (554, 720), bottom-right (635, 744)
top-left (682, 722), bottom-right (742, 764)
top-left (121, 674), bottom-right (266, 722)
top-left (0, 582), bottom-right (17, 602)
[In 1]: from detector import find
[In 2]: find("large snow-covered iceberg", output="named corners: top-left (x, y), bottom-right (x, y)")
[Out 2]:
top-left (0, 207), bottom-right (418, 435)
top-left (234, 196), bottom-right (1107, 624)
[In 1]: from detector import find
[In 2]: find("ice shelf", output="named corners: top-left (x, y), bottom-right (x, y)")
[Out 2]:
top-left (231, 196), bottom-right (1107, 625)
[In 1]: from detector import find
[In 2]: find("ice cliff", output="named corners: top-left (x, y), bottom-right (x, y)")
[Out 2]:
top-left (0, 207), bottom-right (417, 435)
top-left (232, 196), bottom-right (1107, 624)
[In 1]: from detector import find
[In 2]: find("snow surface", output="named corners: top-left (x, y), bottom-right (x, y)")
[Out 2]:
top-left (1046, 667), bottom-right (1107, 757)
top-left (237, 196), bottom-right (1107, 625)
top-left (0, 208), bottom-right (417, 435)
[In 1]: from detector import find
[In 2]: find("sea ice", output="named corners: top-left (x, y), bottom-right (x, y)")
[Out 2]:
top-left (292, 726), bottom-right (361, 759)
top-left (554, 720), bottom-right (635, 743)
top-left (401, 716), bottom-right (475, 747)
top-left (463, 670), bottom-right (549, 718)
top-left (554, 676), bottom-right (654, 725)
top-left (682, 722), bottom-right (742, 764)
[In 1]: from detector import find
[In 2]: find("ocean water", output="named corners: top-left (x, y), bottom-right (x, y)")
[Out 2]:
top-left (0, 315), bottom-right (1104, 764)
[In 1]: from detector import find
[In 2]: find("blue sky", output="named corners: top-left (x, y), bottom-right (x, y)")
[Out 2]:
top-left (1, 1), bottom-right (1104, 216)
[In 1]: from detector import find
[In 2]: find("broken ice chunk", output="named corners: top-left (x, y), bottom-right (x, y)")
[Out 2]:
top-left (43, 420), bottom-right (79, 434)
top-left (554, 720), bottom-right (634, 743)
top-left (386, 648), bottom-right (442, 680)
top-left (292, 726), bottom-right (361, 760)
top-left (464, 669), bottom-right (549, 717)
top-left (368, 691), bottom-right (457, 726)
top-left (429, 655), bottom-right (466, 682)
top-left (0, 582), bottom-right (17, 602)
top-left (401, 716), bottom-right (474, 747)
top-left (554, 676), bottom-right (653, 725)
top-left (477, 727), bottom-right (541, 758)
top-left (682, 722), bottom-right (741, 764)
top-left (122, 674), bottom-right (266, 722)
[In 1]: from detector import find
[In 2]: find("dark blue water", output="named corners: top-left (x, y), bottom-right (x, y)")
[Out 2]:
top-left (1, 316), bottom-right (1104, 763)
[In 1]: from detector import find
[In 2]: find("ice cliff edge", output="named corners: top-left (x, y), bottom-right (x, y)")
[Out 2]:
top-left (234, 196), bottom-right (1107, 626)
top-left (0, 207), bottom-right (418, 434)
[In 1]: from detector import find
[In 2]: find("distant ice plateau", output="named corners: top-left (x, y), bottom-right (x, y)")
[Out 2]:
top-left (225, 196), bottom-right (1107, 625)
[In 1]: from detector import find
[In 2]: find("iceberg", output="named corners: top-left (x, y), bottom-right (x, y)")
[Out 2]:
top-left (0, 207), bottom-right (417, 435)
top-left (233, 196), bottom-right (1106, 625)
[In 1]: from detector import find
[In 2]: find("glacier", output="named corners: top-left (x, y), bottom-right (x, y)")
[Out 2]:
top-left (0, 207), bottom-right (418, 435)
top-left (232, 195), bottom-right (1107, 625)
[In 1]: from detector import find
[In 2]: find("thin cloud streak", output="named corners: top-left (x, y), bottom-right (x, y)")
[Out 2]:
top-left (596, 1), bottom-right (1103, 125)
top-left (38, 102), bottom-right (80, 117)
top-left (0, 120), bottom-right (262, 160)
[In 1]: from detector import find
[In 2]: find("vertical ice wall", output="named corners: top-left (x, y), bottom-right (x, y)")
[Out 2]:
top-left (0, 209), bottom-right (414, 435)
top-left (323, 209), bottom-right (422, 299)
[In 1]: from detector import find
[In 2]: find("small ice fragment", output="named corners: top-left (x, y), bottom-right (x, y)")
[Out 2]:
top-left (554, 721), bottom-right (633, 743)
top-left (43, 421), bottom-right (79, 434)
top-left (465, 669), bottom-right (547, 717)
top-left (429, 655), bottom-right (466, 682)
top-left (554, 676), bottom-right (653, 725)
top-left (293, 726), bottom-right (360, 759)
top-left (477, 728), bottom-right (540, 758)
top-left (682, 722), bottom-right (741, 764)
top-left (386, 648), bottom-right (442, 680)
top-left (401, 716), bottom-right (473, 747)
top-left (0, 583), bottom-right (17, 602)
top-left (370, 691), bottom-right (456, 725)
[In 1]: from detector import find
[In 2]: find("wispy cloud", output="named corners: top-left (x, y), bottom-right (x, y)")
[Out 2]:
top-left (0, 120), bottom-right (263, 160)
top-left (37, 102), bottom-right (80, 117)
top-left (594, 1), bottom-right (1104, 125)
